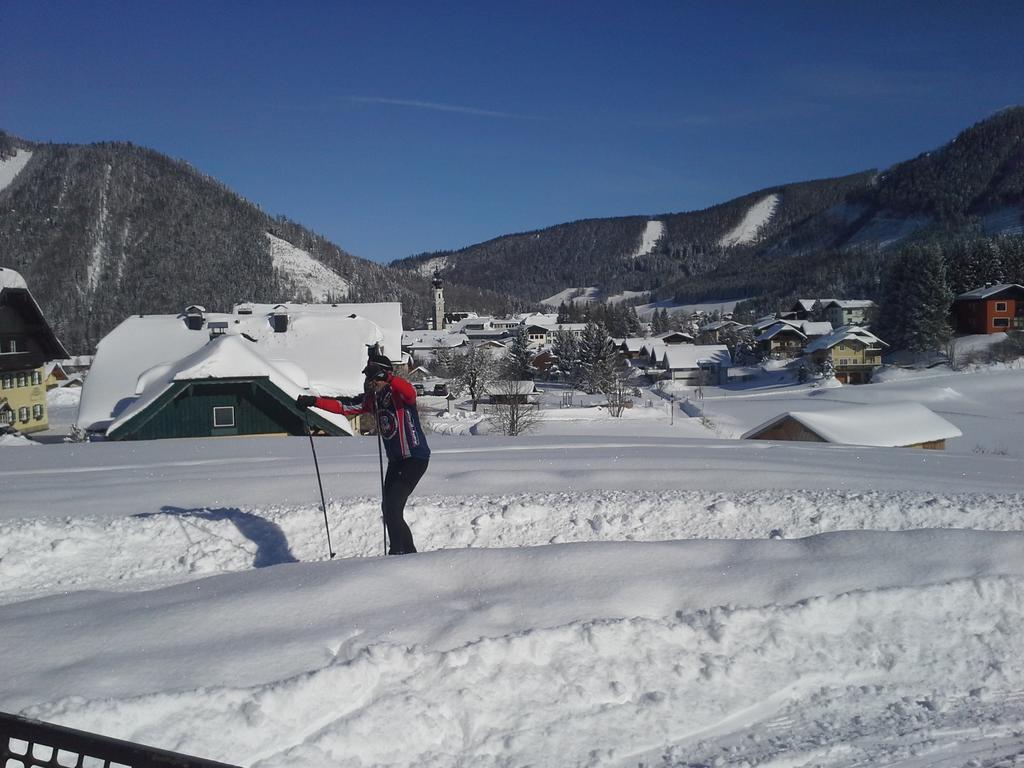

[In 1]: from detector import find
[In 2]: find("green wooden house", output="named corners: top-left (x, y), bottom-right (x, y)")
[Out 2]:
top-left (106, 376), bottom-right (348, 440)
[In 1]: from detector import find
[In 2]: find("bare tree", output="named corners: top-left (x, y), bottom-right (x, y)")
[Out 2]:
top-left (449, 344), bottom-right (496, 412)
top-left (486, 375), bottom-right (541, 436)
top-left (603, 366), bottom-right (638, 417)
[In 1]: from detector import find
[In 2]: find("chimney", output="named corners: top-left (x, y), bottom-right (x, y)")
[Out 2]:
top-left (184, 305), bottom-right (206, 331)
top-left (271, 305), bottom-right (289, 333)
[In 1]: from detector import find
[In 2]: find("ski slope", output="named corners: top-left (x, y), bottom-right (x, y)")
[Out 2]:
top-left (4, 365), bottom-right (1024, 766)
top-left (718, 193), bottom-right (779, 247)
top-left (0, 148), bottom-right (32, 193)
top-left (266, 232), bottom-right (350, 301)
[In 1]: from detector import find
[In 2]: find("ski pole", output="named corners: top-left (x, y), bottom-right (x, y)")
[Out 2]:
top-left (305, 414), bottom-right (336, 559)
top-left (373, 398), bottom-right (388, 556)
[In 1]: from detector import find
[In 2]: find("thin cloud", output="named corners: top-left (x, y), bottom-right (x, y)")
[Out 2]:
top-left (349, 96), bottom-right (545, 121)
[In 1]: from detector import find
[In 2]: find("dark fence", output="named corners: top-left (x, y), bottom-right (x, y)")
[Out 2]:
top-left (0, 712), bottom-right (242, 768)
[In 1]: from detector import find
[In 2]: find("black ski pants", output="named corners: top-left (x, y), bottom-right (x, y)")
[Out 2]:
top-left (383, 457), bottom-right (428, 554)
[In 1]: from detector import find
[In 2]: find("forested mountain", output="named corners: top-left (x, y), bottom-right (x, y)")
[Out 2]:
top-left (0, 133), bottom-right (525, 353)
top-left (5, 108), bottom-right (1024, 355)
top-left (392, 108), bottom-right (1024, 312)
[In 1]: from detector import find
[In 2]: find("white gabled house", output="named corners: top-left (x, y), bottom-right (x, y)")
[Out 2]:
top-left (656, 344), bottom-right (732, 384)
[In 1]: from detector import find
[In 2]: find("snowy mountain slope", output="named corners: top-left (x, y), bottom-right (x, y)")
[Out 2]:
top-left (630, 219), bottom-right (665, 258)
top-left (0, 147), bottom-right (32, 193)
top-left (717, 193), bottom-right (779, 247)
top-left (266, 232), bottom-right (350, 300)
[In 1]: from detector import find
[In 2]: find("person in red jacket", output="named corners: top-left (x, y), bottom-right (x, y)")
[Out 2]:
top-left (296, 352), bottom-right (429, 555)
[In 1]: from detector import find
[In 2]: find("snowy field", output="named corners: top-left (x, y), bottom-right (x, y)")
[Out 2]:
top-left (3, 364), bottom-right (1024, 767)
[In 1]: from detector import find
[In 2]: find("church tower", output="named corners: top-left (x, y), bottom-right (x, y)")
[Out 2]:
top-left (432, 271), bottom-right (445, 330)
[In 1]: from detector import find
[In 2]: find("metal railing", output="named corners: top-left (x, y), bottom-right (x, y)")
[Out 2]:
top-left (0, 712), bottom-right (242, 768)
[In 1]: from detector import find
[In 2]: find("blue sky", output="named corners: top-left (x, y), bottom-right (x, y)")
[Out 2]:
top-left (3, 1), bottom-right (1023, 263)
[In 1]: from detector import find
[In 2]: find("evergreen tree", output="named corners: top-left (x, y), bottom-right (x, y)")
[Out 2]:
top-left (551, 329), bottom-right (582, 387)
top-left (880, 243), bottom-right (953, 352)
top-left (578, 321), bottom-right (616, 394)
top-left (502, 326), bottom-right (535, 380)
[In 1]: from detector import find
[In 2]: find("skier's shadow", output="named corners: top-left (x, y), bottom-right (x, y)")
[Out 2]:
top-left (137, 506), bottom-right (299, 568)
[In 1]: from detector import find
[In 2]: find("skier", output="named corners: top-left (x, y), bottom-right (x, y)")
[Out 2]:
top-left (296, 352), bottom-right (429, 555)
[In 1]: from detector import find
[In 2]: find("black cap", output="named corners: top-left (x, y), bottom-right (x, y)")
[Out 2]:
top-left (362, 351), bottom-right (393, 376)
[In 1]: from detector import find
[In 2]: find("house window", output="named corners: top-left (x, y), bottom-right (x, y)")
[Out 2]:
top-left (16, 373), bottom-right (27, 387)
top-left (1, 376), bottom-right (9, 389)
top-left (32, 404), bottom-right (43, 420)
top-left (31, 371), bottom-right (42, 385)
top-left (995, 302), bottom-right (1008, 312)
top-left (993, 317), bottom-right (1010, 328)
top-left (18, 406), bottom-right (29, 423)
top-left (213, 406), bottom-right (235, 428)
top-left (0, 409), bottom-right (12, 425)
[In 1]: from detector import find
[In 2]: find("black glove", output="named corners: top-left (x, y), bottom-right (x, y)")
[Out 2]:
top-left (295, 395), bottom-right (317, 410)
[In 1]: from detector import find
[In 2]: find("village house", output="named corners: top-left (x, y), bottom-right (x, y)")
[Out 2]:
top-left (77, 302), bottom-right (402, 440)
top-left (952, 283), bottom-right (1024, 335)
top-left (656, 344), bottom-right (732, 385)
top-left (755, 322), bottom-right (807, 359)
top-left (777, 298), bottom-right (818, 322)
top-left (803, 325), bottom-right (887, 384)
top-left (742, 401), bottom-right (961, 450)
top-left (484, 380), bottom-right (540, 405)
top-left (524, 323), bottom-right (587, 347)
top-left (815, 299), bottom-right (875, 328)
top-left (0, 267), bottom-right (70, 434)
top-left (697, 319), bottom-right (746, 344)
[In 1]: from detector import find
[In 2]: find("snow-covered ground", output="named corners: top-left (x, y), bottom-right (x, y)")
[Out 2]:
top-left (0, 148), bottom-right (33, 193)
top-left (266, 232), bottom-right (350, 301)
top-left (4, 362), bottom-right (1024, 767)
top-left (634, 297), bottom-right (746, 319)
top-left (718, 193), bottom-right (779, 247)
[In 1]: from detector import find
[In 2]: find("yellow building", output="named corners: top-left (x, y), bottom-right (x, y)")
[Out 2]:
top-left (1, 267), bottom-right (69, 435)
top-left (804, 326), bottom-right (887, 385)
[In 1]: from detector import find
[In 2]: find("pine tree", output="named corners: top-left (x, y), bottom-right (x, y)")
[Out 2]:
top-left (883, 243), bottom-right (954, 352)
top-left (579, 321), bottom-right (616, 394)
top-left (502, 326), bottom-right (535, 380)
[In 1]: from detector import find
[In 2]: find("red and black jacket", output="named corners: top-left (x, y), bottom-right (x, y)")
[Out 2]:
top-left (315, 374), bottom-right (430, 462)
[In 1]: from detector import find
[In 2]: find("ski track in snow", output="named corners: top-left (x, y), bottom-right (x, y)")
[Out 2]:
top-left (3, 487), bottom-right (1024, 605)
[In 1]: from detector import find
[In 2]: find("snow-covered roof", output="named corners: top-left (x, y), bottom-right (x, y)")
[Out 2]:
top-left (820, 299), bottom-right (875, 310)
top-left (0, 267), bottom-right (28, 290)
top-left (798, 321), bottom-right (833, 337)
top-left (235, 302), bottom-right (402, 361)
top-left (751, 314), bottom-right (787, 332)
top-left (804, 325), bottom-right (887, 353)
top-left (0, 266), bottom-right (70, 361)
top-left (655, 330), bottom-right (694, 342)
top-left (793, 298), bottom-right (817, 312)
top-left (516, 312), bottom-right (560, 326)
top-left (756, 323), bottom-right (806, 342)
top-left (402, 331), bottom-right (469, 349)
top-left (742, 402), bottom-right (962, 447)
top-left (79, 306), bottom-right (390, 432)
top-left (484, 380), bottom-right (538, 397)
top-left (661, 344), bottom-right (731, 369)
top-left (618, 337), bottom-right (648, 353)
top-left (106, 335), bottom-right (354, 438)
top-left (525, 323), bottom-right (587, 333)
top-left (698, 320), bottom-right (742, 332)
top-left (953, 283), bottom-right (1024, 301)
